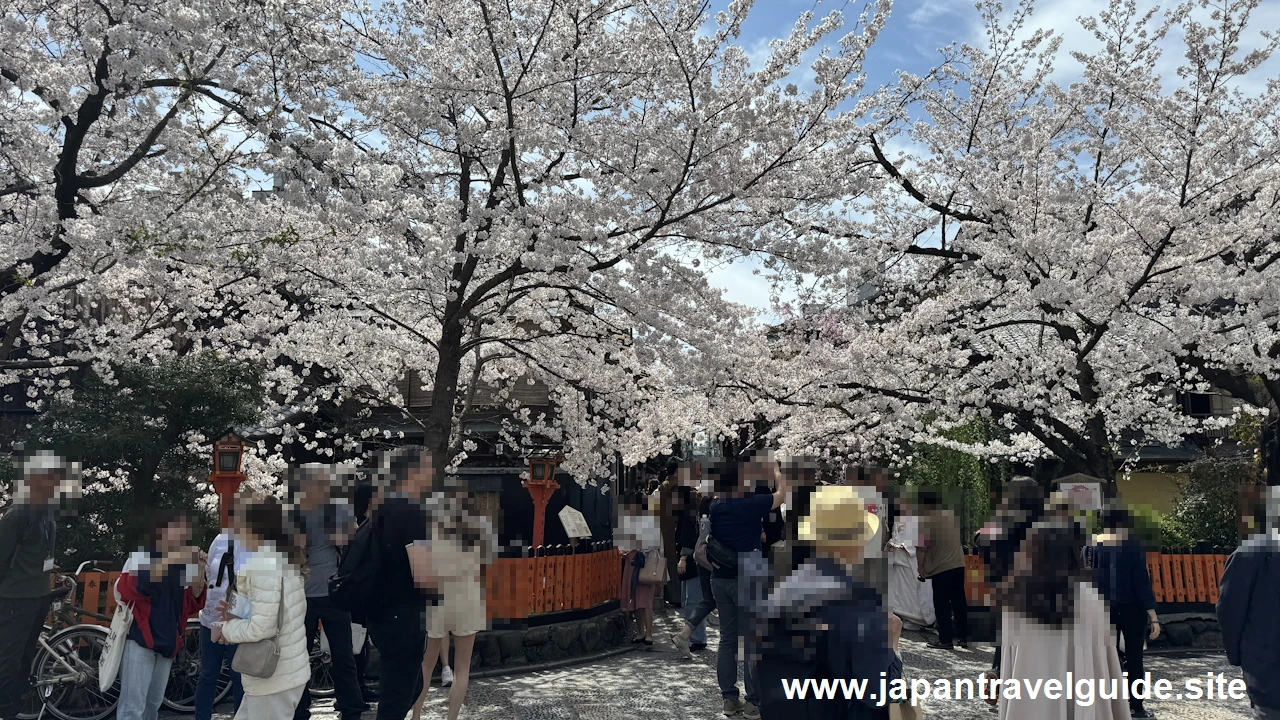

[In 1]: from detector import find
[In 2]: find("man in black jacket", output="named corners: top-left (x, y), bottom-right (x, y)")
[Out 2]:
top-left (1218, 487), bottom-right (1280, 719)
top-left (367, 448), bottom-right (438, 720)
top-left (0, 453), bottom-right (77, 720)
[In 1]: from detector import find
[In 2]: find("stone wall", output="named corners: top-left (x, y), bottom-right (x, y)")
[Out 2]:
top-left (913, 608), bottom-right (1222, 650)
top-left (1147, 613), bottom-right (1222, 650)
top-left (479, 610), bottom-right (630, 667)
top-left (366, 609), bottom-right (631, 677)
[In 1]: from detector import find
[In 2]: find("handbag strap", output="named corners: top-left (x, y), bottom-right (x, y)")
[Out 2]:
top-left (216, 538), bottom-right (235, 590)
top-left (272, 570), bottom-right (286, 640)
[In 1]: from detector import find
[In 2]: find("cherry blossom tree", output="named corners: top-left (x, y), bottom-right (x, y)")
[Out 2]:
top-left (2, 0), bottom-right (905, 486)
top-left (0, 0), bottom-right (341, 386)
top-left (741, 0), bottom-right (1280, 486)
top-left (258, 0), bottom-right (892, 479)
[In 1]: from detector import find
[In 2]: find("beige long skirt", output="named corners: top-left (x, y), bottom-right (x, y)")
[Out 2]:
top-left (232, 684), bottom-right (306, 720)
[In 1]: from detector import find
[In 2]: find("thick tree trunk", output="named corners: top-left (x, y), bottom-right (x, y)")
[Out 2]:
top-left (423, 316), bottom-right (466, 487)
top-left (0, 51), bottom-right (109, 360)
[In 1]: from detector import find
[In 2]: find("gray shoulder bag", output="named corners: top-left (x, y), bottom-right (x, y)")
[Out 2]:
top-left (230, 573), bottom-right (286, 678)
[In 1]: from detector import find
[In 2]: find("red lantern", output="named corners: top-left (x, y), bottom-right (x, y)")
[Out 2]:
top-left (210, 432), bottom-right (247, 529)
top-left (524, 448), bottom-right (563, 549)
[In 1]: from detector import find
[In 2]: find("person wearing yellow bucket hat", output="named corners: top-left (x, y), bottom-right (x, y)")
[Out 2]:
top-left (756, 485), bottom-right (904, 720)
top-left (797, 485), bottom-right (881, 555)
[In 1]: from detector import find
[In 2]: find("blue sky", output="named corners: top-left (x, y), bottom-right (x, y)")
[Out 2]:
top-left (703, 0), bottom-right (983, 314)
top-left (733, 0), bottom-right (976, 88)
top-left (703, 0), bottom-right (1280, 314)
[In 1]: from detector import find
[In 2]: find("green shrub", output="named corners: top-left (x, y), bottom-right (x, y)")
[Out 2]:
top-left (1124, 505), bottom-right (1192, 551)
top-left (895, 420), bottom-right (1012, 544)
top-left (1170, 457), bottom-right (1260, 552)
top-left (8, 353), bottom-right (264, 565)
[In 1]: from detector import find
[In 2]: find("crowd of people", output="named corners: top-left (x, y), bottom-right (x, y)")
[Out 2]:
top-left (619, 457), bottom-right (1280, 720)
top-left (0, 448), bottom-right (494, 720)
top-left (2, 450), bottom-right (1280, 720)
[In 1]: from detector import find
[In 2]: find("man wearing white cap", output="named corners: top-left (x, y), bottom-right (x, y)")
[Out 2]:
top-left (0, 451), bottom-right (79, 720)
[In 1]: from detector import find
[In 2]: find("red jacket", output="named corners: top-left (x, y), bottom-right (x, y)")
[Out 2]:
top-left (116, 552), bottom-right (204, 658)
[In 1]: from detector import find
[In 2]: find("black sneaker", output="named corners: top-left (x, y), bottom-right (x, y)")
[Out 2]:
top-left (1131, 710), bottom-right (1155, 719)
top-left (926, 640), bottom-right (955, 650)
top-left (690, 642), bottom-right (708, 652)
top-left (956, 638), bottom-right (970, 649)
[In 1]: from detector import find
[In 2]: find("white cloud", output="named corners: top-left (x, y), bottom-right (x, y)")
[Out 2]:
top-left (706, 256), bottom-right (781, 317)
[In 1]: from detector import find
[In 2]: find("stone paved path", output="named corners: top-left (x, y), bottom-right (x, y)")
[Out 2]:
top-left (173, 609), bottom-right (1252, 720)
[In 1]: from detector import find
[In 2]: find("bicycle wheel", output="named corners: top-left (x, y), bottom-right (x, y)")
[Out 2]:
top-left (162, 619), bottom-right (233, 713)
top-left (16, 626), bottom-right (53, 720)
top-left (17, 678), bottom-right (45, 720)
top-left (34, 624), bottom-right (117, 720)
top-left (309, 648), bottom-right (336, 698)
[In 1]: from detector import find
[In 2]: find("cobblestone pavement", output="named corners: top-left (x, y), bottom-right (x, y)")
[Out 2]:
top-left (175, 610), bottom-right (1252, 720)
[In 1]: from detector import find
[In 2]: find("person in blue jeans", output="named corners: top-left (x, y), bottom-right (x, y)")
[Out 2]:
top-left (116, 511), bottom-right (207, 720)
top-left (706, 459), bottom-right (787, 720)
top-left (672, 479), bottom-right (708, 651)
top-left (195, 506), bottom-right (249, 720)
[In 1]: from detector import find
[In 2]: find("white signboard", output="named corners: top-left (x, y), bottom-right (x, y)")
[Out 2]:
top-left (558, 506), bottom-right (592, 539)
top-left (1059, 482), bottom-right (1103, 511)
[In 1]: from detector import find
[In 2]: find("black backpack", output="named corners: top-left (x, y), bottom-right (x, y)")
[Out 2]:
top-left (327, 513), bottom-right (387, 624)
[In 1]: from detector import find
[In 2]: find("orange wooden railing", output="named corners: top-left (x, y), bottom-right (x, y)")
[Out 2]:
top-left (486, 548), bottom-right (619, 620)
top-left (64, 571), bottom-right (121, 627)
top-left (65, 549), bottom-right (621, 626)
top-left (963, 552), bottom-right (1230, 607)
top-left (1146, 552), bottom-right (1229, 604)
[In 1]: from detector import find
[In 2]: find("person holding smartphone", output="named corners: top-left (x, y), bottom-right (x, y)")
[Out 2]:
top-left (115, 511), bottom-right (207, 720)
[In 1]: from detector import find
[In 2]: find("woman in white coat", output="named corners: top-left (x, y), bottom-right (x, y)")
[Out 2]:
top-left (994, 518), bottom-right (1130, 720)
top-left (211, 497), bottom-right (311, 720)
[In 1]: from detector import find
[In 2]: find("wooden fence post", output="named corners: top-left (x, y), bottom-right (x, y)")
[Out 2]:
top-left (1147, 553), bottom-right (1164, 603)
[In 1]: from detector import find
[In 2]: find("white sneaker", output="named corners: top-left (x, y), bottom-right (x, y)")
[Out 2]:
top-left (441, 665), bottom-right (454, 687)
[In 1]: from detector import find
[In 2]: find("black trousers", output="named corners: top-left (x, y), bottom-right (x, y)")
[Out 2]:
top-left (294, 596), bottom-right (365, 720)
top-left (0, 595), bottom-right (48, 720)
top-left (1112, 602), bottom-right (1149, 713)
top-left (355, 634), bottom-right (370, 687)
top-left (929, 567), bottom-right (969, 645)
top-left (368, 606), bottom-right (426, 720)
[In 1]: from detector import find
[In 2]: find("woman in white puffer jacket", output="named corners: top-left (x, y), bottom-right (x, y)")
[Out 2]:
top-left (211, 497), bottom-right (310, 719)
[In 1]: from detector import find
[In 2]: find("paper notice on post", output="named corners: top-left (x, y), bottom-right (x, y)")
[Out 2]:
top-left (558, 506), bottom-right (592, 538)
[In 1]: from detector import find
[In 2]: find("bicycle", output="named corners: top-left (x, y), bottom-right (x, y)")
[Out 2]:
top-left (309, 624), bottom-right (336, 698)
top-left (163, 612), bottom-right (341, 709)
top-left (17, 562), bottom-right (116, 720)
top-left (161, 618), bottom-right (235, 713)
